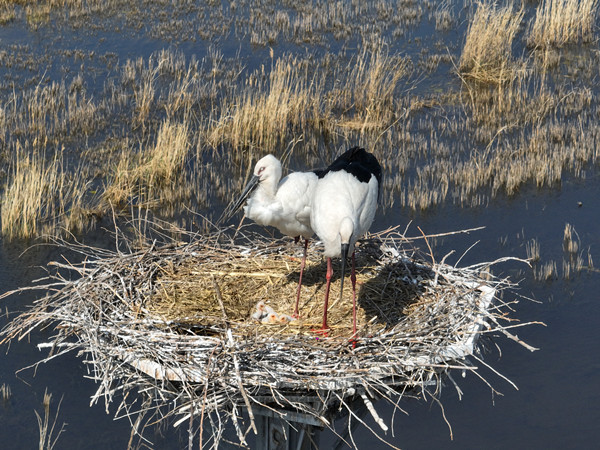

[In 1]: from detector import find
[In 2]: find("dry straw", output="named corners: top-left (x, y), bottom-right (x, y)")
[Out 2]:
top-left (459, 2), bottom-right (524, 84)
top-left (0, 222), bottom-right (539, 448)
top-left (528, 0), bottom-right (598, 48)
top-left (0, 144), bottom-right (91, 240)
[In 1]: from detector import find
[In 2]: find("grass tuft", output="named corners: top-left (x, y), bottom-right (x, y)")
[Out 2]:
top-left (1, 145), bottom-right (90, 240)
top-left (103, 119), bottom-right (190, 208)
top-left (528, 0), bottom-right (598, 49)
top-left (459, 2), bottom-right (524, 85)
top-left (35, 389), bottom-right (66, 450)
top-left (207, 55), bottom-right (316, 152)
top-left (0, 383), bottom-right (11, 403)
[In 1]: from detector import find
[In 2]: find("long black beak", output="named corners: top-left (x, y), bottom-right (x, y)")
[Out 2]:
top-left (339, 243), bottom-right (350, 303)
top-left (218, 175), bottom-right (260, 225)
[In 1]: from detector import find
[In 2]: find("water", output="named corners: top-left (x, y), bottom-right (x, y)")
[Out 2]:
top-left (1, 1), bottom-right (600, 448)
top-left (2, 176), bottom-right (598, 449)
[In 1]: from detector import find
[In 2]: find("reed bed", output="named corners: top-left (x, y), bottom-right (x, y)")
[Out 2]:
top-left (1, 3), bottom-right (599, 248)
top-left (0, 224), bottom-right (538, 448)
top-left (459, 2), bottom-right (524, 85)
top-left (0, 145), bottom-right (92, 240)
top-left (2, 40), bottom-right (599, 239)
top-left (528, 0), bottom-right (598, 48)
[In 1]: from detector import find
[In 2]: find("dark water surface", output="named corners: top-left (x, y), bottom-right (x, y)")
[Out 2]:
top-left (1, 2), bottom-right (599, 449)
top-left (1, 176), bottom-right (598, 449)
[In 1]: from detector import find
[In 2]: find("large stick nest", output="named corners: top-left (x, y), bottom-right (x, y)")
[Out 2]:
top-left (0, 224), bottom-right (538, 448)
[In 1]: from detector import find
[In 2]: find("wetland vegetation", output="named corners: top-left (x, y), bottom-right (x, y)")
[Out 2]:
top-left (0, 0), bottom-right (598, 244)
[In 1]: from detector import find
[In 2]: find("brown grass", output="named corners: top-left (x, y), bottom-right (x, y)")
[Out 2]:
top-left (103, 119), bottom-right (190, 208)
top-left (207, 55), bottom-right (317, 152)
top-left (0, 4), bottom-right (599, 239)
top-left (206, 47), bottom-right (409, 154)
top-left (532, 223), bottom-right (594, 281)
top-left (0, 383), bottom-right (10, 402)
top-left (459, 2), bottom-right (524, 84)
top-left (563, 223), bottom-right (579, 254)
top-left (329, 45), bottom-right (411, 130)
top-left (528, 0), bottom-right (598, 48)
top-left (35, 389), bottom-right (65, 450)
top-left (526, 238), bottom-right (541, 262)
top-left (0, 145), bottom-right (91, 240)
top-left (534, 260), bottom-right (558, 281)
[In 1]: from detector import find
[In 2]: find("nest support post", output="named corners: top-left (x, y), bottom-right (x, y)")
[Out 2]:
top-left (255, 414), bottom-right (320, 450)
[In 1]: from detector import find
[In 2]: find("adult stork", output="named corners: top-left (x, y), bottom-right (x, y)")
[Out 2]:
top-left (221, 154), bottom-right (319, 317)
top-left (310, 146), bottom-right (382, 339)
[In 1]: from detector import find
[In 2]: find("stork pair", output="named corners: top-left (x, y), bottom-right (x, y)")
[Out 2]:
top-left (222, 147), bottom-right (382, 338)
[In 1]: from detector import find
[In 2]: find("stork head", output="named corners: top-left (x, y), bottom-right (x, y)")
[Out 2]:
top-left (253, 154), bottom-right (282, 186)
top-left (219, 154), bottom-right (282, 224)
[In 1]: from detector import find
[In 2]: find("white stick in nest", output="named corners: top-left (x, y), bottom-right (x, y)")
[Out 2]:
top-left (360, 391), bottom-right (389, 432)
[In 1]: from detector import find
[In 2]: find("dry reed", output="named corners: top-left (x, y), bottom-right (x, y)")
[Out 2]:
top-left (0, 145), bottom-right (91, 240)
top-left (459, 2), bottom-right (524, 84)
top-left (561, 223), bottom-right (591, 279)
top-left (526, 238), bottom-right (541, 262)
top-left (35, 389), bottom-right (65, 450)
top-left (103, 118), bottom-right (189, 207)
top-left (0, 2), bottom-right (598, 244)
top-left (330, 45), bottom-right (411, 130)
top-left (534, 260), bottom-right (558, 281)
top-left (528, 0), bottom-right (598, 48)
top-left (563, 222), bottom-right (579, 254)
top-left (207, 55), bottom-right (316, 152)
top-left (0, 383), bottom-right (11, 402)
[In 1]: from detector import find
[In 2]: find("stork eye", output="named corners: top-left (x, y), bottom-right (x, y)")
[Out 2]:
top-left (257, 167), bottom-right (265, 175)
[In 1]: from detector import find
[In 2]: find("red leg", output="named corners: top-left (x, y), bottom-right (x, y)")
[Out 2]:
top-left (321, 257), bottom-right (333, 332)
top-left (293, 238), bottom-right (309, 318)
top-left (350, 251), bottom-right (358, 347)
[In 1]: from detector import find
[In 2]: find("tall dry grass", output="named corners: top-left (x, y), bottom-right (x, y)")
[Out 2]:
top-left (0, 383), bottom-right (10, 402)
top-left (528, 0), bottom-right (598, 48)
top-left (103, 119), bottom-right (190, 207)
top-left (526, 238), bottom-right (541, 262)
top-left (206, 48), bottom-right (409, 154)
top-left (459, 2), bottom-right (524, 84)
top-left (0, 145), bottom-right (90, 240)
top-left (207, 55), bottom-right (317, 152)
top-left (35, 389), bottom-right (65, 450)
top-left (330, 46), bottom-right (410, 130)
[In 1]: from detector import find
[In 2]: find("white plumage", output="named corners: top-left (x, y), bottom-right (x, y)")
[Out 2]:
top-left (222, 154), bottom-right (318, 317)
top-left (310, 147), bottom-right (382, 337)
top-left (242, 155), bottom-right (317, 239)
top-left (311, 169), bottom-right (379, 258)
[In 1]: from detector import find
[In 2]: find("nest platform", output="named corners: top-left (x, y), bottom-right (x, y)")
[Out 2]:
top-left (0, 225), bottom-right (537, 448)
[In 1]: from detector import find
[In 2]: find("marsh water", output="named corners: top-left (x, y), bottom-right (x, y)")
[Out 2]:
top-left (1, 1), bottom-right (599, 449)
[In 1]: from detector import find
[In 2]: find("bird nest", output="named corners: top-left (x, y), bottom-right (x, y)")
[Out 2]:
top-left (0, 223), bottom-right (538, 448)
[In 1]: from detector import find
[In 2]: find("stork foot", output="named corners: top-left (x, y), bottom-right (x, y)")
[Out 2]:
top-left (312, 326), bottom-right (330, 338)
